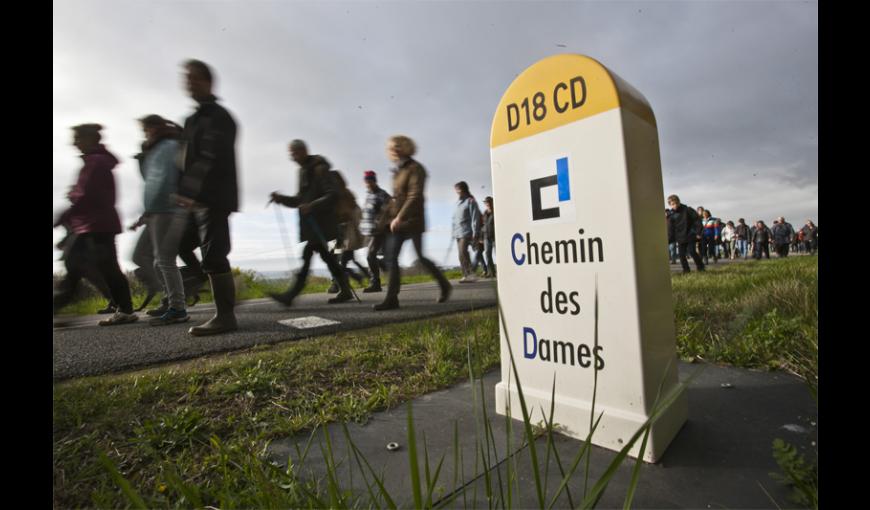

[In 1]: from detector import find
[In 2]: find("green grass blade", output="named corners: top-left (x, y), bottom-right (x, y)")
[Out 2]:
top-left (546, 412), bottom-right (603, 510)
top-left (407, 401), bottom-right (424, 509)
top-left (622, 423), bottom-right (651, 509)
top-left (96, 451), bottom-right (148, 510)
top-left (341, 423), bottom-right (382, 510)
top-left (497, 301), bottom-right (546, 509)
top-left (581, 366), bottom-right (703, 509)
top-left (321, 425), bottom-right (345, 509)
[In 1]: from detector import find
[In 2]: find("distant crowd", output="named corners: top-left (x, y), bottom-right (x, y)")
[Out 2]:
top-left (665, 194), bottom-right (818, 273)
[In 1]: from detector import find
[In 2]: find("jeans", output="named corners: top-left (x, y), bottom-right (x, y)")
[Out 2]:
top-left (148, 211), bottom-right (188, 310)
top-left (754, 242), bottom-right (770, 259)
top-left (735, 239), bottom-right (748, 259)
top-left (668, 242), bottom-right (678, 263)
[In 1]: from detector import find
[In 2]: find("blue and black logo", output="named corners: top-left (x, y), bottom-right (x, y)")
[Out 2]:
top-left (530, 157), bottom-right (571, 221)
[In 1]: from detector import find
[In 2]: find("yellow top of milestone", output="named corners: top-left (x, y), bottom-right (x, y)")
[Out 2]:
top-left (490, 54), bottom-right (656, 148)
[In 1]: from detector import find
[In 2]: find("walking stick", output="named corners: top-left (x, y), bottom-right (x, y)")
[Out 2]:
top-left (442, 234), bottom-right (453, 268)
top-left (272, 203), bottom-right (298, 278)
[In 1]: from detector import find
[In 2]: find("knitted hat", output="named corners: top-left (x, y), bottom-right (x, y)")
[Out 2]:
top-left (363, 170), bottom-right (377, 181)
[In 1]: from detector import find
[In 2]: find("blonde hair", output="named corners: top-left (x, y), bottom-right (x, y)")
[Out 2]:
top-left (388, 135), bottom-right (416, 157)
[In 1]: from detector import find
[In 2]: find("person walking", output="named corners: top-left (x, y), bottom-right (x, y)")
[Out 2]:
top-left (176, 59), bottom-right (240, 336)
top-left (752, 220), bottom-right (773, 260)
top-left (53, 124), bottom-right (138, 325)
top-left (772, 216), bottom-right (795, 258)
top-left (481, 196), bottom-right (496, 278)
top-left (667, 195), bottom-right (705, 273)
top-left (267, 140), bottom-right (354, 306)
top-left (453, 181), bottom-right (481, 283)
top-left (701, 209), bottom-right (720, 265)
top-left (734, 218), bottom-right (750, 260)
top-left (360, 170), bottom-right (392, 293)
top-left (373, 135), bottom-right (452, 310)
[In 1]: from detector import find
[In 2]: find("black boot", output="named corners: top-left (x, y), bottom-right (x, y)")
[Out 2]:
top-left (373, 296), bottom-right (399, 311)
top-left (328, 277), bottom-right (354, 304)
top-left (363, 280), bottom-right (382, 293)
top-left (189, 272), bottom-right (238, 336)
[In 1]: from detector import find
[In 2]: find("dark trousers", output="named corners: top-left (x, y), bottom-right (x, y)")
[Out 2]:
top-left (178, 212), bottom-right (203, 272)
top-left (366, 233), bottom-right (386, 285)
top-left (484, 238), bottom-right (495, 275)
top-left (385, 232), bottom-right (449, 301)
top-left (677, 241), bottom-right (705, 272)
top-left (471, 242), bottom-right (488, 274)
top-left (284, 240), bottom-right (348, 299)
top-left (775, 243), bottom-right (790, 258)
top-left (54, 233), bottom-right (133, 314)
top-left (754, 242), bottom-right (770, 259)
top-left (701, 237), bottom-right (718, 262)
top-left (193, 208), bottom-right (232, 274)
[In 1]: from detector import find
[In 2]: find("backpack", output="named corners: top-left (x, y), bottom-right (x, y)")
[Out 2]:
top-left (330, 170), bottom-right (359, 224)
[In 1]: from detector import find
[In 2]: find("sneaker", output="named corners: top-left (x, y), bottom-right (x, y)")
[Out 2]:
top-left (459, 276), bottom-right (476, 283)
top-left (98, 311), bottom-right (139, 326)
top-left (147, 301), bottom-right (169, 317)
top-left (363, 284), bottom-right (382, 293)
top-left (149, 308), bottom-right (190, 326)
top-left (326, 282), bottom-right (340, 294)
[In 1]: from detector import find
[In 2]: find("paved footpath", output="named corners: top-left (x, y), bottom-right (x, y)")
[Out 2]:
top-left (53, 279), bottom-right (497, 380)
top-left (270, 363), bottom-right (817, 509)
top-left (53, 255), bottom-right (811, 380)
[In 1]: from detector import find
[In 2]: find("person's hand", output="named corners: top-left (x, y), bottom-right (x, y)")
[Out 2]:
top-left (390, 217), bottom-right (401, 233)
top-left (299, 202), bottom-right (311, 215)
top-left (173, 194), bottom-right (197, 209)
top-left (268, 192), bottom-right (281, 205)
top-left (128, 215), bottom-right (145, 231)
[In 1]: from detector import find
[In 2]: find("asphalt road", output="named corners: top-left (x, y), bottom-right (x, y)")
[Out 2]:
top-left (53, 279), bottom-right (498, 380)
top-left (53, 254), bottom-right (807, 380)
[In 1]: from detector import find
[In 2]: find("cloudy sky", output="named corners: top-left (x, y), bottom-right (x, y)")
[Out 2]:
top-left (53, 0), bottom-right (818, 275)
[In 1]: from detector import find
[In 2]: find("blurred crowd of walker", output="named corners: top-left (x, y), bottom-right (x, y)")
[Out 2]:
top-left (665, 194), bottom-right (818, 274)
top-left (53, 60), bottom-right (502, 333)
top-left (53, 59), bottom-right (817, 333)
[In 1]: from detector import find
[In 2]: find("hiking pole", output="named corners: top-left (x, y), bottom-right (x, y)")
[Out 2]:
top-left (271, 202), bottom-right (298, 278)
top-left (442, 233), bottom-right (453, 268)
top-left (304, 215), bottom-right (362, 303)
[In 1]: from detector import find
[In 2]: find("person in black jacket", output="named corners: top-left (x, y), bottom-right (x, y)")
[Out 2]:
top-left (752, 220), bottom-right (772, 259)
top-left (267, 140), bottom-right (354, 306)
top-left (667, 195), bottom-right (705, 273)
top-left (771, 216), bottom-right (795, 258)
top-left (175, 59), bottom-right (240, 336)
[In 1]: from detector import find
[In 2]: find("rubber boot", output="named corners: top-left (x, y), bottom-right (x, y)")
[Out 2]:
top-left (189, 272), bottom-right (238, 336)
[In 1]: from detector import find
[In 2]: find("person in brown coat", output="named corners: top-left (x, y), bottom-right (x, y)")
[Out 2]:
top-left (373, 135), bottom-right (452, 311)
